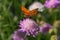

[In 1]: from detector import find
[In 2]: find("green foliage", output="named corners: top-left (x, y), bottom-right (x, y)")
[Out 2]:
top-left (0, 0), bottom-right (60, 40)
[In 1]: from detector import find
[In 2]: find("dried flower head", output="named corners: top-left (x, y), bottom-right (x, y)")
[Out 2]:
top-left (50, 35), bottom-right (57, 40)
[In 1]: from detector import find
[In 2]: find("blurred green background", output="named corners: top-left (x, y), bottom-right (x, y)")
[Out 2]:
top-left (0, 0), bottom-right (60, 40)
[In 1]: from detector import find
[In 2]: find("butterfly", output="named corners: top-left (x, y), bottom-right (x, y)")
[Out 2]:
top-left (21, 6), bottom-right (38, 17)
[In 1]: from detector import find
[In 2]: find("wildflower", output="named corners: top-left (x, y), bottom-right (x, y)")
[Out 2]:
top-left (13, 29), bottom-right (26, 40)
top-left (29, 1), bottom-right (44, 12)
top-left (53, 20), bottom-right (60, 35)
top-left (19, 18), bottom-right (39, 37)
top-left (44, 0), bottom-right (60, 8)
top-left (49, 29), bottom-right (54, 34)
top-left (40, 23), bottom-right (51, 34)
top-left (50, 35), bottom-right (57, 40)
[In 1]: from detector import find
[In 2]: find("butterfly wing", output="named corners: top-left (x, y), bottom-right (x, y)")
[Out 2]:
top-left (29, 8), bottom-right (38, 16)
top-left (21, 6), bottom-right (30, 15)
top-left (21, 6), bottom-right (38, 17)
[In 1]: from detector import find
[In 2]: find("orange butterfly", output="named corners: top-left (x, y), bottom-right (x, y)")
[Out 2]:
top-left (21, 6), bottom-right (38, 17)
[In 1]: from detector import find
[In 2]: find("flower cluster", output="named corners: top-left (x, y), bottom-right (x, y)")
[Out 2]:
top-left (13, 18), bottom-right (51, 40)
top-left (12, 0), bottom-right (60, 40)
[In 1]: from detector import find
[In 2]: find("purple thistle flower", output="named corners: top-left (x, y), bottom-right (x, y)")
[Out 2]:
top-left (40, 23), bottom-right (51, 34)
top-left (19, 18), bottom-right (39, 37)
top-left (13, 29), bottom-right (26, 40)
top-left (44, 0), bottom-right (60, 8)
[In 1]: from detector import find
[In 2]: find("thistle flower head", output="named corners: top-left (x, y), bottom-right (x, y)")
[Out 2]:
top-left (13, 29), bottom-right (26, 40)
top-left (44, 0), bottom-right (60, 8)
top-left (40, 23), bottom-right (51, 34)
top-left (19, 18), bottom-right (39, 37)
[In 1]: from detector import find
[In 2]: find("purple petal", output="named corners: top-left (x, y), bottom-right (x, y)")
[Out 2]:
top-left (13, 29), bottom-right (26, 40)
top-left (40, 23), bottom-right (51, 34)
top-left (44, 0), bottom-right (60, 8)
